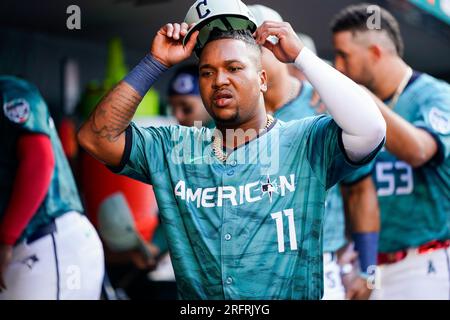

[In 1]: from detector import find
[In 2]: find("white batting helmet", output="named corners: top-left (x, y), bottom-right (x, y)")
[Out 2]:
top-left (248, 4), bottom-right (283, 44)
top-left (248, 4), bottom-right (318, 53)
top-left (248, 4), bottom-right (283, 26)
top-left (183, 0), bottom-right (257, 55)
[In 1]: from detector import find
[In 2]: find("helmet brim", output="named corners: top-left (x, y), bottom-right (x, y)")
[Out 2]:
top-left (183, 14), bottom-right (257, 51)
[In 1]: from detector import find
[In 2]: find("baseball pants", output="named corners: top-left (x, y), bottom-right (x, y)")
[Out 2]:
top-left (322, 252), bottom-right (346, 300)
top-left (370, 247), bottom-right (450, 300)
top-left (0, 211), bottom-right (105, 300)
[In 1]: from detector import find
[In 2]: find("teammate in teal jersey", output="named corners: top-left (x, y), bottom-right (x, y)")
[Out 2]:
top-left (331, 4), bottom-right (450, 299)
top-left (249, 4), bottom-right (379, 300)
top-left (78, 1), bottom-right (386, 299)
top-left (0, 77), bottom-right (104, 299)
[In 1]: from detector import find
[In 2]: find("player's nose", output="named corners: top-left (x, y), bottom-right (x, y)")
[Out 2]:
top-left (213, 69), bottom-right (231, 88)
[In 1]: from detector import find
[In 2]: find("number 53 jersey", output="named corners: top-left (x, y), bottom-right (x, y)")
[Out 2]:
top-left (373, 73), bottom-right (450, 254)
top-left (111, 115), bottom-right (381, 300)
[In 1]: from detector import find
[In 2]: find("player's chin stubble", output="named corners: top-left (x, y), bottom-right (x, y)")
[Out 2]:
top-left (210, 108), bottom-right (240, 126)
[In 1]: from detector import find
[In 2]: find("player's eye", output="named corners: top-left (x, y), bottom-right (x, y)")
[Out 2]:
top-left (200, 71), bottom-right (213, 77)
top-left (229, 66), bottom-right (243, 72)
top-left (338, 51), bottom-right (347, 59)
top-left (181, 107), bottom-right (192, 115)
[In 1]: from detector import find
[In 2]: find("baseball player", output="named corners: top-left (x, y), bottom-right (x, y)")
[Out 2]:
top-left (249, 4), bottom-right (379, 300)
top-left (0, 76), bottom-right (105, 299)
top-left (168, 64), bottom-right (213, 127)
top-left (331, 4), bottom-right (450, 299)
top-left (78, 0), bottom-right (386, 299)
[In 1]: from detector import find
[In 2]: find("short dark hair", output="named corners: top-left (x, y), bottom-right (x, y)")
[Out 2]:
top-left (199, 28), bottom-right (262, 68)
top-left (330, 3), bottom-right (404, 57)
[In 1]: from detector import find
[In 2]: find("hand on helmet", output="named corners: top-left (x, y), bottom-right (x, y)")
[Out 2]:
top-left (151, 22), bottom-right (199, 67)
top-left (254, 21), bottom-right (304, 63)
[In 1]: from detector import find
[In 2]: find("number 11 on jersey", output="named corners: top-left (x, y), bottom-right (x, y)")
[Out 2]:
top-left (271, 209), bottom-right (298, 253)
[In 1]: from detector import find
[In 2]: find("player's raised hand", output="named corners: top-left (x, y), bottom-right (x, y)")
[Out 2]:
top-left (254, 21), bottom-right (304, 63)
top-left (151, 22), bottom-right (199, 67)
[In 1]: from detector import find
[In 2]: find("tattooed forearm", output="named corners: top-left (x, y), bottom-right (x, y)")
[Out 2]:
top-left (89, 82), bottom-right (143, 143)
top-left (77, 81), bottom-right (144, 166)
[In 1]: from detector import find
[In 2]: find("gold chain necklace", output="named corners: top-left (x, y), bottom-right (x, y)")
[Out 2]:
top-left (387, 66), bottom-right (413, 109)
top-left (212, 115), bottom-right (275, 162)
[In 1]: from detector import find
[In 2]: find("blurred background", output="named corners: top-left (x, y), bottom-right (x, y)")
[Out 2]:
top-left (1, 0), bottom-right (449, 300)
top-left (0, 0), bottom-right (449, 122)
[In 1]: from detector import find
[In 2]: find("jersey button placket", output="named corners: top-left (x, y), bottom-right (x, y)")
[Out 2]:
top-left (221, 164), bottom-right (236, 298)
top-left (226, 156), bottom-right (237, 175)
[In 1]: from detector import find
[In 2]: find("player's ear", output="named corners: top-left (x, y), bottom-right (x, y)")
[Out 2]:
top-left (259, 70), bottom-right (268, 93)
top-left (368, 44), bottom-right (382, 62)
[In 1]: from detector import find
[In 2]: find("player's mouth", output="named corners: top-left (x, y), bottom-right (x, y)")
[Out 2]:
top-left (212, 90), bottom-right (233, 108)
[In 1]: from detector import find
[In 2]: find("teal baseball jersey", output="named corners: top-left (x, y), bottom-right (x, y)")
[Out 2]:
top-left (374, 72), bottom-right (450, 253)
top-left (111, 113), bottom-right (381, 299)
top-left (274, 81), bottom-right (372, 253)
top-left (273, 81), bottom-right (318, 120)
top-left (341, 162), bottom-right (374, 185)
top-left (0, 76), bottom-right (83, 243)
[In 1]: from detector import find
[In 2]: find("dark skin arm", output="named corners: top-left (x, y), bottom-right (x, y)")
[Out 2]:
top-left (341, 176), bottom-right (380, 300)
top-left (77, 22), bottom-right (198, 166)
top-left (77, 82), bottom-right (142, 167)
top-left (362, 87), bottom-right (437, 168)
top-left (343, 176), bottom-right (380, 233)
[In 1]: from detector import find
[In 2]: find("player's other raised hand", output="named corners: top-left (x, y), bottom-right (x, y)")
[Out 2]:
top-left (254, 21), bottom-right (305, 63)
top-left (151, 22), bottom-right (199, 68)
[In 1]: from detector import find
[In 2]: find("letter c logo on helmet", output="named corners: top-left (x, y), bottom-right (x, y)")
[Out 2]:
top-left (195, 0), bottom-right (211, 19)
top-left (183, 0), bottom-right (257, 56)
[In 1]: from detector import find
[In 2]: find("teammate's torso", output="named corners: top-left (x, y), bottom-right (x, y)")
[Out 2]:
top-left (373, 73), bottom-right (450, 252)
top-left (0, 76), bottom-right (83, 243)
top-left (273, 81), bottom-right (317, 120)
